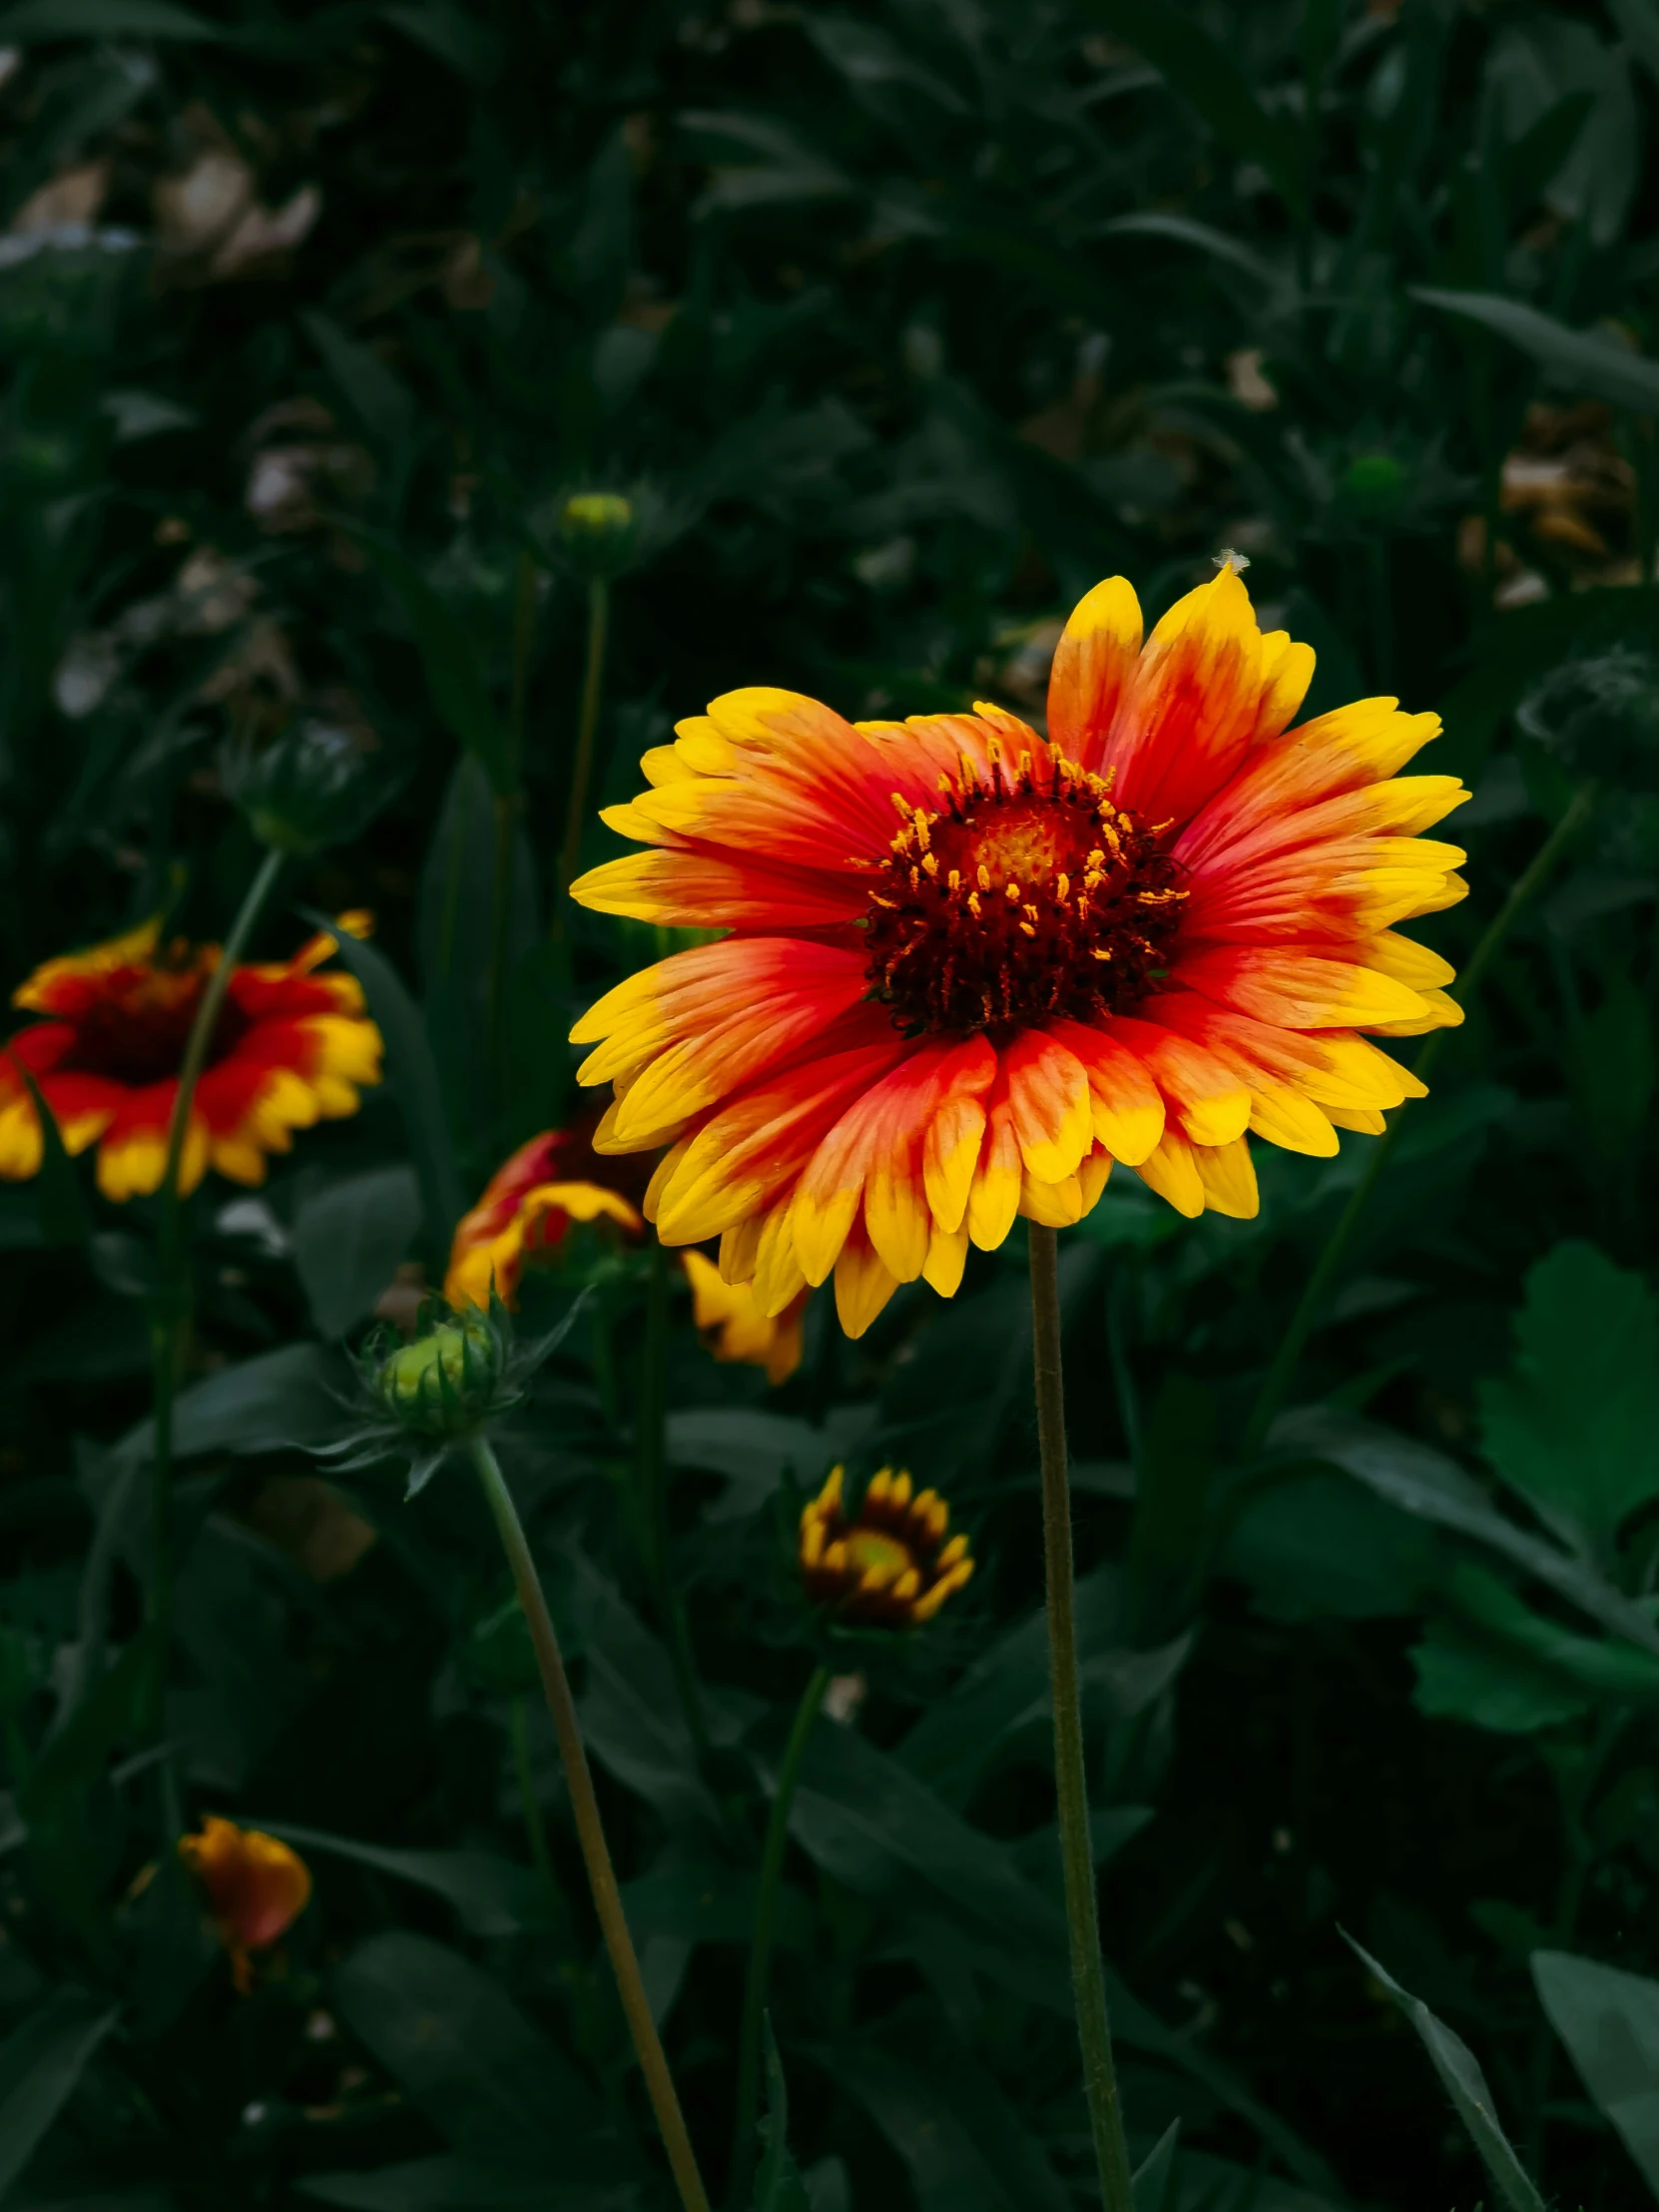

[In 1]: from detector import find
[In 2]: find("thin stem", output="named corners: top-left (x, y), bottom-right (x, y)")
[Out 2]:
top-left (555, 578), bottom-right (611, 930)
top-left (147, 846), bottom-right (284, 1729)
top-left (730, 1661), bottom-right (830, 2209)
top-left (1244, 785), bottom-right (1596, 1454)
top-left (1028, 1225), bottom-right (1136, 2212)
top-left (467, 1434), bottom-right (710, 2212)
top-left (639, 1243), bottom-right (711, 1760)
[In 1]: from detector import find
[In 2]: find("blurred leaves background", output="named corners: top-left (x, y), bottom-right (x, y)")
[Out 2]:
top-left (11, 0), bottom-right (1659, 2206)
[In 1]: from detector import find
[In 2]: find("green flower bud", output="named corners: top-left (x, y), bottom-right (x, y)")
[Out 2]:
top-left (377, 1310), bottom-right (503, 1436)
top-left (223, 718), bottom-right (406, 856)
top-left (556, 490), bottom-right (637, 580)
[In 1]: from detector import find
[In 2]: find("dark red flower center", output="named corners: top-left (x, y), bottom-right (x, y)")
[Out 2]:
top-left (861, 746), bottom-right (1187, 1038)
top-left (58, 962), bottom-right (250, 1086)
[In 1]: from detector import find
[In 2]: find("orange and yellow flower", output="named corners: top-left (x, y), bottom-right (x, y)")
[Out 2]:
top-left (569, 566), bottom-right (1467, 1337)
top-left (0, 912), bottom-right (381, 1201)
top-left (178, 1816), bottom-right (311, 1992)
top-left (444, 1121), bottom-right (808, 1384)
top-left (799, 1464), bottom-right (973, 1626)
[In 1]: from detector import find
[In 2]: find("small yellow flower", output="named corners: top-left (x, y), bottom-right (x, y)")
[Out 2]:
top-left (799, 1464), bottom-right (973, 1627)
top-left (179, 1816), bottom-right (310, 1992)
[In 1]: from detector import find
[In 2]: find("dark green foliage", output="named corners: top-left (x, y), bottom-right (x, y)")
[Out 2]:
top-left (8, 2), bottom-right (1659, 2209)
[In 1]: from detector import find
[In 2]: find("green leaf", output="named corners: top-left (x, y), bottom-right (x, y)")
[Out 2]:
top-left (1414, 288), bottom-right (1659, 415)
top-left (0, 1987), bottom-right (118, 2197)
top-left (301, 2160), bottom-right (623, 2210)
top-left (667, 1405), bottom-right (866, 1521)
top-left (332, 1933), bottom-right (598, 2160)
top-left (830, 2026), bottom-right (1073, 2212)
top-left (1478, 1241), bottom-right (1659, 1561)
top-left (21, 1630), bottom-right (153, 1822)
top-left (1220, 1469), bottom-right (1441, 1622)
top-left (0, 0), bottom-right (218, 36)
top-left (1099, 212), bottom-right (1283, 292)
top-left (1131, 2122), bottom-right (1181, 2212)
top-left (1532, 1948), bottom-right (1659, 2198)
top-left (380, 1), bottom-right (501, 84)
top-left (1343, 1935), bottom-right (1545, 2212)
top-left (292, 1166), bottom-right (421, 1339)
top-left (342, 529), bottom-right (512, 796)
top-left (116, 1343), bottom-right (346, 1467)
top-left (2, 1051), bottom-right (89, 1248)
top-left (1609, 0), bottom-right (1659, 89)
top-left (753, 2020), bottom-right (811, 2212)
top-left (301, 310), bottom-right (418, 454)
top-left (570, 1557), bottom-right (722, 1830)
top-left (299, 909), bottom-right (465, 1258)
top-left (1086, 0), bottom-right (1306, 218)
top-left (255, 1820), bottom-right (550, 1936)
top-left (1282, 1407), bottom-right (1659, 1656)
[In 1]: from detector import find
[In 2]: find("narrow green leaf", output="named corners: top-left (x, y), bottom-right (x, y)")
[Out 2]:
top-left (256, 1820), bottom-right (550, 1936)
top-left (117, 1342), bottom-right (345, 1467)
top-left (0, 1989), bottom-right (118, 2195)
top-left (1343, 1935), bottom-right (1545, 2212)
top-left (1414, 287), bottom-right (1659, 415)
top-left (298, 909), bottom-right (464, 1258)
top-left (1609, 0), bottom-right (1659, 88)
top-left (1532, 1949), bottom-right (1659, 2198)
top-left (1132, 2122), bottom-right (1181, 2212)
top-left (301, 310), bottom-right (417, 454)
top-left (3, 1052), bottom-right (90, 1248)
top-left (342, 528), bottom-right (512, 796)
top-left (1085, 0), bottom-right (1306, 217)
top-left (753, 2019), bottom-right (811, 2212)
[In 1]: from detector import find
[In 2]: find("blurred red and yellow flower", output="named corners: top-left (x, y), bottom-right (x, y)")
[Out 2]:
top-left (0, 912), bottom-right (381, 1202)
top-left (178, 1815), bottom-right (310, 1992)
top-left (444, 1122), bottom-right (807, 1384)
top-left (569, 566), bottom-right (1467, 1337)
top-left (800, 1464), bottom-right (972, 1626)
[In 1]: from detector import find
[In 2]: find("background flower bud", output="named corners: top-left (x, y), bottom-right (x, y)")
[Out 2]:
top-left (222, 715), bottom-right (407, 854)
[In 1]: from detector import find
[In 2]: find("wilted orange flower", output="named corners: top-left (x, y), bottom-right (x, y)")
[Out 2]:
top-left (800, 1465), bottom-right (972, 1626)
top-left (569, 566), bottom-right (1467, 1337)
top-left (179, 1816), bottom-right (310, 1991)
top-left (445, 1122), bottom-right (807, 1384)
top-left (0, 912), bottom-right (381, 1201)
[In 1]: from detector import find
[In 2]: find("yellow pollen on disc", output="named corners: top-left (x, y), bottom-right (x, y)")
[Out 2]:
top-left (843, 1528), bottom-right (914, 1583)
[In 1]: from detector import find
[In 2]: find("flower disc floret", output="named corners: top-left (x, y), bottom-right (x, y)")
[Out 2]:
top-left (799, 1464), bottom-right (973, 1627)
top-left (865, 747), bottom-right (1185, 1036)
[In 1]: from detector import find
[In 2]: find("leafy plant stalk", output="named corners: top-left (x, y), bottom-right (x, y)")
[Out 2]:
top-left (555, 577), bottom-right (610, 927)
top-left (730, 1659), bottom-right (829, 2207)
top-left (1029, 1223), bottom-right (1136, 2212)
top-left (1245, 784), bottom-right (1597, 1451)
top-left (466, 1433), bottom-right (711, 2212)
top-left (147, 845), bottom-right (284, 1728)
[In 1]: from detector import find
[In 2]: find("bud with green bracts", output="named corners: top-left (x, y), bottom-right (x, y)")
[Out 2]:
top-left (222, 717), bottom-right (408, 855)
top-left (314, 1292), bottom-right (587, 1500)
top-left (375, 1309), bottom-right (503, 1435)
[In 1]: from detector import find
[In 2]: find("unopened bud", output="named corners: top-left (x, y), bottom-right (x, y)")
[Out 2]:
top-left (377, 1310), bottom-right (503, 1436)
top-left (557, 491), bottom-right (636, 580)
top-left (223, 718), bottom-right (406, 856)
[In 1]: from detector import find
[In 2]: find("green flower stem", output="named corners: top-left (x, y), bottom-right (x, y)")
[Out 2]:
top-left (1244, 783), bottom-right (1596, 1456)
top-left (639, 1242), bottom-right (711, 1761)
top-left (467, 1433), bottom-right (710, 2212)
top-left (555, 577), bottom-right (611, 929)
top-left (1028, 1223), bottom-right (1136, 2212)
top-left (730, 1659), bottom-right (830, 2208)
top-left (147, 845), bottom-right (285, 1729)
